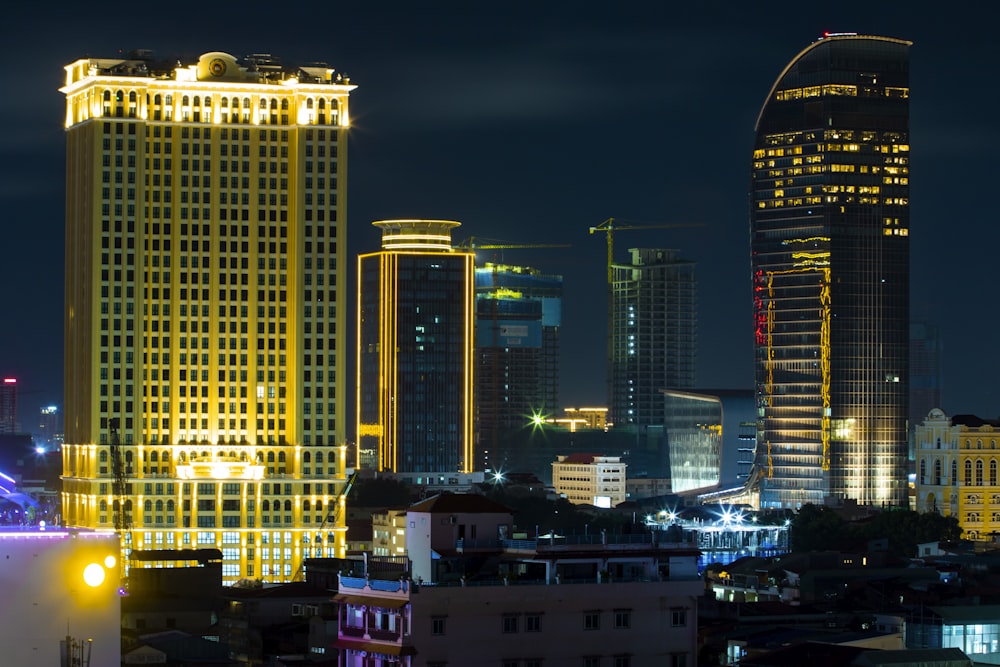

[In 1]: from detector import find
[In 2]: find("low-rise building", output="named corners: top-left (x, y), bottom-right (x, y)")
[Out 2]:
top-left (914, 409), bottom-right (1000, 540)
top-left (330, 540), bottom-right (701, 666)
top-left (552, 453), bottom-right (627, 507)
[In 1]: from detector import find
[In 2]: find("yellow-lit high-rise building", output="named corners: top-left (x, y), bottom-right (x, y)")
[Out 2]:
top-left (59, 50), bottom-right (355, 583)
top-left (356, 220), bottom-right (475, 475)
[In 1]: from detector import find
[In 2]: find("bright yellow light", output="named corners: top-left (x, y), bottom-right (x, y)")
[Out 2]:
top-left (83, 563), bottom-right (105, 587)
top-left (104, 554), bottom-right (117, 569)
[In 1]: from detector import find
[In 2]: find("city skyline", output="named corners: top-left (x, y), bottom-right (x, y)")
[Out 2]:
top-left (2, 4), bottom-right (998, 432)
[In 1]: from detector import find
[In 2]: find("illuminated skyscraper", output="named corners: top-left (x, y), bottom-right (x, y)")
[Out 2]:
top-left (60, 50), bottom-right (355, 582)
top-left (475, 263), bottom-right (562, 468)
top-left (751, 34), bottom-right (911, 509)
top-left (357, 220), bottom-right (475, 474)
top-left (610, 248), bottom-right (696, 430)
top-left (0, 378), bottom-right (16, 434)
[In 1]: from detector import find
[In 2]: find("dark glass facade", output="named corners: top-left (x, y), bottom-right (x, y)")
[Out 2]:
top-left (751, 35), bottom-right (911, 509)
top-left (356, 221), bottom-right (474, 474)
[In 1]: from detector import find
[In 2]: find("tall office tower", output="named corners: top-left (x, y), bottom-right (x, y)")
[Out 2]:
top-left (357, 220), bottom-right (475, 474)
top-left (38, 406), bottom-right (60, 449)
top-left (610, 248), bottom-right (696, 430)
top-left (0, 378), bottom-right (15, 434)
top-left (60, 51), bottom-right (355, 583)
top-left (751, 34), bottom-right (911, 509)
top-left (475, 263), bottom-right (562, 468)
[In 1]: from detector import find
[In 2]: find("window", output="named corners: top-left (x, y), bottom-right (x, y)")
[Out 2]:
top-left (614, 657), bottom-right (631, 667)
top-left (525, 614), bottom-right (542, 632)
top-left (432, 616), bottom-right (446, 636)
top-left (614, 609), bottom-right (631, 629)
top-left (670, 655), bottom-right (687, 667)
top-left (584, 612), bottom-right (600, 630)
top-left (502, 614), bottom-right (519, 633)
top-left (671, 608), bottom-right (687, 627)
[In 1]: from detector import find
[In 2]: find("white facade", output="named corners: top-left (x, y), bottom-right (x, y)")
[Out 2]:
top-left (552, 454), bottom-right (627, 507)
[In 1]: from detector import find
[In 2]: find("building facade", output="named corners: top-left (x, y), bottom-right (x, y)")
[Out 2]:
top-left (661, 390), bottom-right (722, 494)
top-left (610, 248), bottom-right (696, 430)
top-left (751, 34), bottom-right (911, 509)
top-left (475, 263), bottom-right (562, 470)
top-left (552, 453), bottom-right (627, 507)
top-left (356, 220), bottom-right (475, 474)
top-left (60, 50), bottom-right (355, 583)
top-left (0, 378), bottom-right (16, 434)
top-left (914, 409), bottom-right (1000, 541)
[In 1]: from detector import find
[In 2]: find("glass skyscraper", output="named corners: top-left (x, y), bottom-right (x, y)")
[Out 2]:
top-left (356, 220), bottom-right (475, 474)
top-left (750, 34), bottom-right (911, 509)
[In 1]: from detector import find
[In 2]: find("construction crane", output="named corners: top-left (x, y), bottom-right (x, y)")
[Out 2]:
top-left (293, 470), bottom-right (359, 582)
top-left (589, 218), bottom-right (703, 417)
top-left (588, 218), bottom-right (702, 285)
top-left (108, 418), bottom-right (130, 533)
top-left (456, 237), bottom-right (570, 264)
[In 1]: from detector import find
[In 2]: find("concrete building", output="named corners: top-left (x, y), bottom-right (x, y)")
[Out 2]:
top-left (914, 409), bottom-right (1000, 540)
top-left (552, 453), bottom-right (627, 507)
top-left (329, 540), bottom-right (702, 666)
top-left (356, 220), bottom-right (475, 475)
top-left (751, 34), bottom-right (911, 509)
top-left (475, 263), bottom-right (562, 471)
top-left (59, 50), bottom-right (356, 582)
top-left (403, 493), bottom-right (513, 584)
top-left (610, 248), bottom-right (696, 430)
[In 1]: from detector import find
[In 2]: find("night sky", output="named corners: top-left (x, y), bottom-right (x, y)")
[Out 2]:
top-left (2, 2), bottom-right (998, 432)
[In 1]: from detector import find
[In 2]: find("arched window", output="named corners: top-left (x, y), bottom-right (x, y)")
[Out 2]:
top-left (991, 460), bottom-right (998, 486)
top-left (934, 460), bottom-right (942, 486)
top-left (920, 459), bottom-right (926, 484)
top-left (303, 452), bottom-right (311, 463)
top-left (99, 500), bottom-right (108, 511)
top-left (315, 500), bottom-right (323, 513)
top-left (99, 451), bottom-right (108, 462)
top-left (155, 500), bottom-right (164, 512)
top-left (303, 500), bottom-right (311, 511)
top-left (278, 452), bottom-right (286, 463)
top-left (977, 459), bottom-right (985, 486)
top-left (284, 500), bottom-right (292, 512)
top-left (150, 451), bottom-right (158, 462)
top-left (144, 500), bottom-right (152, 511)
top-left (966, 459), bottom-right (973, 486)
top-left (167, 500), bottom-right (175, 512)
top-left (267, 452), bottom-right (275, 462)
top-left (263, 500), bottom-right (271, 512)
top-left (953, 460), bottom-right (958, 485)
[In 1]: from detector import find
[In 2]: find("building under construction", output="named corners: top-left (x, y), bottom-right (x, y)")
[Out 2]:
top-left (474, 263), bottom-right (562, 471)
